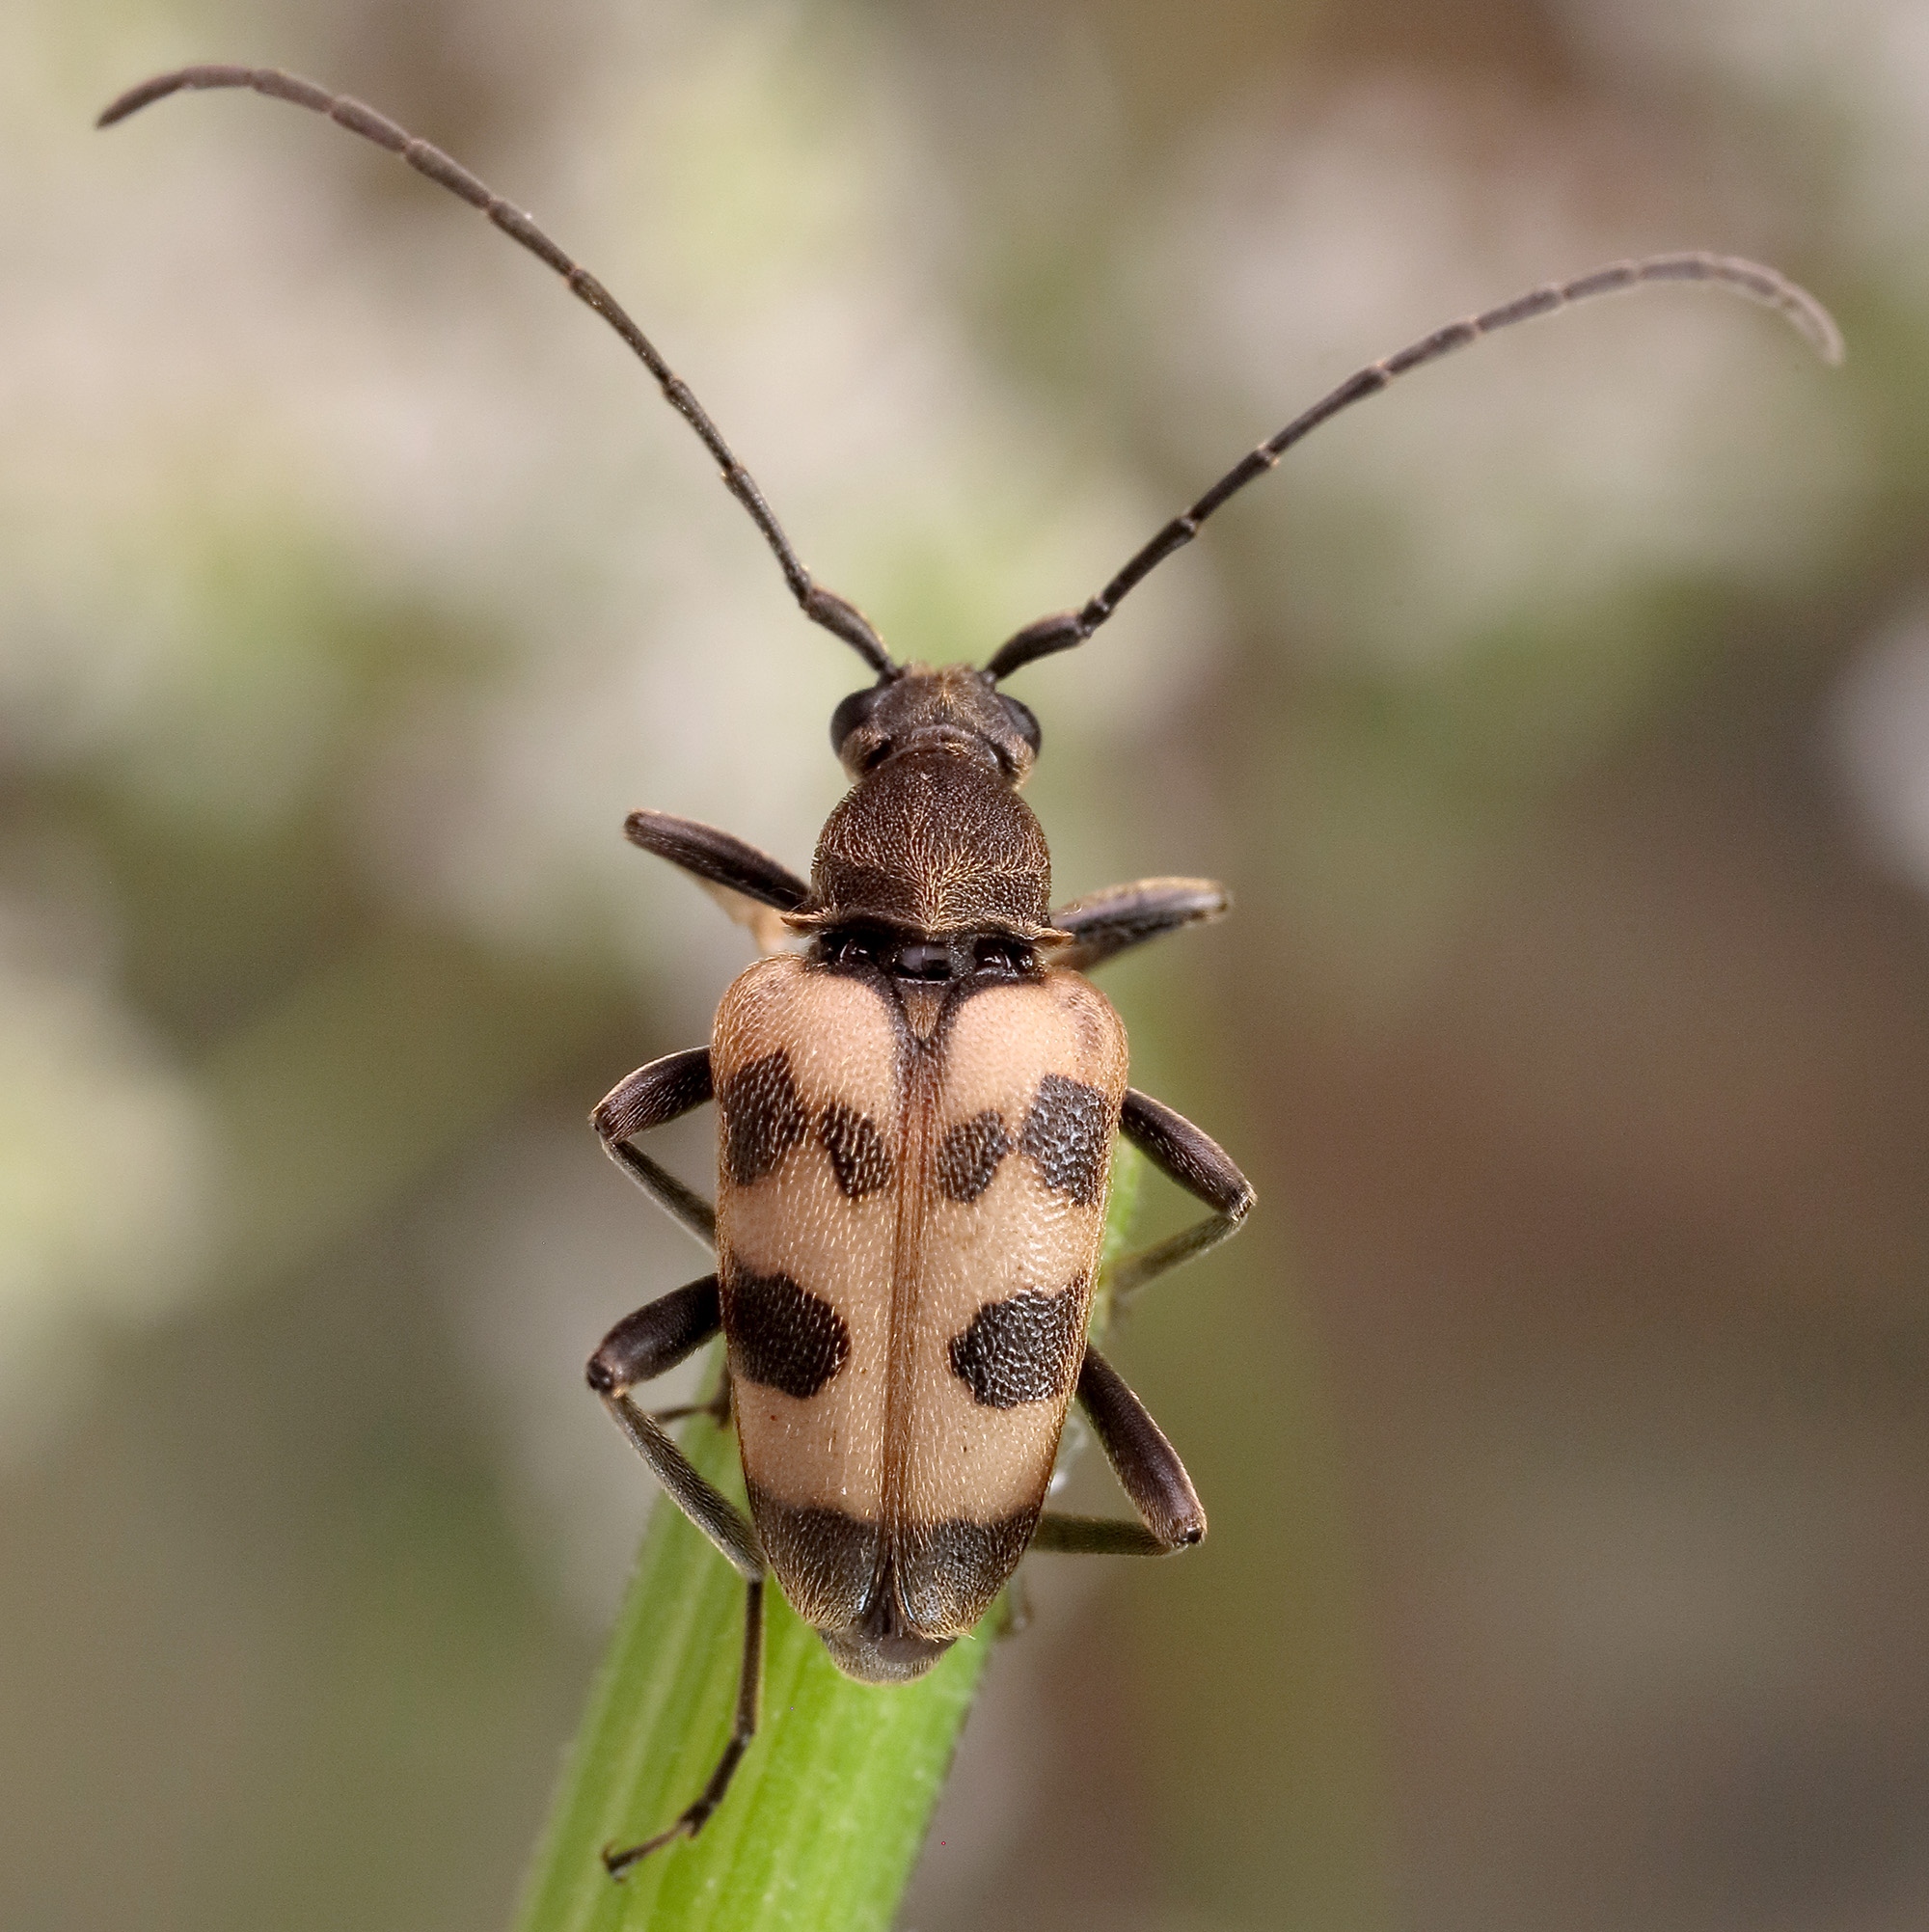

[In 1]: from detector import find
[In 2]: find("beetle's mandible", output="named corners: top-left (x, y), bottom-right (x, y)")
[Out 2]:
top-left (99, 62), bottom-right (1843, 1873)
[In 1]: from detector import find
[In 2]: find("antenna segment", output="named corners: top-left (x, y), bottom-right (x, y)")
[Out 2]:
top-left (986, 252), bottom-right (1843, 681)
top-left (98, 64), bottom-right (897, 677)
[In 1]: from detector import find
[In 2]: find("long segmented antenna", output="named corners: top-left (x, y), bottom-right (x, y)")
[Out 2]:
top-left (986, 252), bottom-right (1843, 682)
top-left (97, 64), bottom-right (898, 679)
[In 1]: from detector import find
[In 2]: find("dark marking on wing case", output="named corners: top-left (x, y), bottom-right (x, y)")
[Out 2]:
top-left (723, 1260), bottom-right (850, 1400)
top-left (935, 1109), bottom-right (1013, 1203)
top-left (948, 1282), bottom-right (1085, 1409)
top-left (818, 1102), bottom-right (894, 1199)
top-left (749, 1490), bottom-right (1036, 1677)
top-left (747, 1483), bottom-right (879, 1629)
top-left (719, 1048), bottom-right (809, 1185)
top-left (1019, 1074), bottom-right (1111, 1205)
top-left (897, 1510), bottom-right (1038, 1631)
top-left (748, 1489), bottom-right (967, 1681)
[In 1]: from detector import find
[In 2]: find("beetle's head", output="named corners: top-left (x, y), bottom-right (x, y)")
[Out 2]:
top-left (830, 663), bottom-right (1041, 787)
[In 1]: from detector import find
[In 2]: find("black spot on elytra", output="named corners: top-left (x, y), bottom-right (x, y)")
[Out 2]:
top-left (819, 1102), bottom-right (894, 1199)
top-left (746, 1483), bottom-right (879, 1631)
top-left (897, 1510), bottom-right (1038, 1631)
top-left (1019, 1075), bottom-right (1110, 1205)
top-left (935, 1110), bottom-right (1012, 1203)
top-left (723, 1259), bottom-right (850, 1400)
top-left (747, 1486), bottom-right (1035, 1678)
top-left (947, 1282), bottom-right (1085, 1409)
top-left (720, 1048), bottom-right (809, 1185)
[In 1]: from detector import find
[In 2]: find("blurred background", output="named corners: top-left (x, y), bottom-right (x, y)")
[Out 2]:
top-left (6, 1), bottom-right (1928, 1928)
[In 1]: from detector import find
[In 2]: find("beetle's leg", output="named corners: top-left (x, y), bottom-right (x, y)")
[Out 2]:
top-left (587, 1276), bottom-right (761, 1574)
top-left (1103, 1088), bottom-right (1255, 1306)
top-left (604, 1579), bottom-right (766, 1876)
top-left (1048, 877), bottom-right (1228, 972)
top-left (625, 809), bottom-right (811, 909)
top-left (589, 1280), bottom-right (768, 1873)
top-left (637, 1377), bottom-right (734, 1429)
top-left (594, 1047), bottom-right (717, 1251)
top-left (992, 1568), bottom-right (1034, 1638)
top-left (591, 1285), bottom-right (732, 1429)
top-left (1032, 1346), bottom-right (1206, 1555)
top-left (627, 809), bottom-right (809, 951)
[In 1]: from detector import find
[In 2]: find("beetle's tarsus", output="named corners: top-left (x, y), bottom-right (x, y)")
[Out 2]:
top-left (601, 1824), bottom-right (684, 1877)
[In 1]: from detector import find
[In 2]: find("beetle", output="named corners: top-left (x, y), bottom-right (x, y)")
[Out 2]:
top-left (99, 63), bottom-right (1843, 1873)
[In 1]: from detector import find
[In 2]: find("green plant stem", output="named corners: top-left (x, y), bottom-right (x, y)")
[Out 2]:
top-left (513, 1143), bottom-right (1147, 1932)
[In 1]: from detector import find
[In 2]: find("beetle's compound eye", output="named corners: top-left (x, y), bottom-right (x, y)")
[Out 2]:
top-left (998, 694), bottom-right (1042, 761)
top-left (830, 685), bottom-right (881, 758)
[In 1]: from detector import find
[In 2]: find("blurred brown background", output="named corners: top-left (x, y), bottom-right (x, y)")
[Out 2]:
top-left (6, 1), bottom-right (1927, 1928)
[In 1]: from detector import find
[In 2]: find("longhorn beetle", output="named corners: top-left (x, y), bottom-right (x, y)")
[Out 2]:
top-left (100, 63), bottom-right (1844, 1874)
